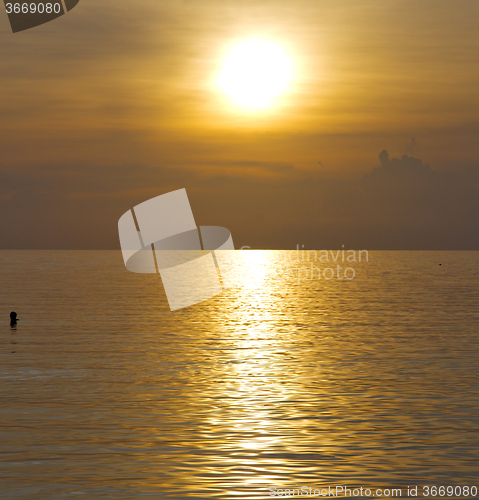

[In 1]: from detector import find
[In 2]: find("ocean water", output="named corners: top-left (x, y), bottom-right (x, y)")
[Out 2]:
top-left (0, 250), bottom-right (478, 500)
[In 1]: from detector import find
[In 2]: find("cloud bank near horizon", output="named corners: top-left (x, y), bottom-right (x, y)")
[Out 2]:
top-left (1, 151), bottom-right (479, 250)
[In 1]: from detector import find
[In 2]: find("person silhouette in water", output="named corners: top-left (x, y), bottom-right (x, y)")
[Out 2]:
top-left (10, 311), bottom-right (18, 327)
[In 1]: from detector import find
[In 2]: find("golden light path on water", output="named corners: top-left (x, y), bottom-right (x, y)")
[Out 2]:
top-left (198, 251), bottom-right (336, 496)
top-left (1, 250), bottom-right (478, 499)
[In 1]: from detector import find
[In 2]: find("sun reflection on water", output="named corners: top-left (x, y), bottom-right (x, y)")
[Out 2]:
top-left (202, 251), bottom-right (314, 471)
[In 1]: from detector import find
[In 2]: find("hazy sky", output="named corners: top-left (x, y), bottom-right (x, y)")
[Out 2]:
top-left (1, 0), bottom-right (478, 249)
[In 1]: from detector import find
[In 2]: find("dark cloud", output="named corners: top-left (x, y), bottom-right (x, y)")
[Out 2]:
top-left (351, 152), bottom-right (479, 248)
top-left (1, 151), bottom-right (479, 250)
top-left (404, 137), bottom-right (418, 155)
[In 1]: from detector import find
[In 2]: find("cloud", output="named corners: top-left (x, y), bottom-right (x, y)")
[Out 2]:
top-left (1, 151), bottom-right (479, 249)
top-left (352, 151), bottom-right (479, 248)
top-left (364, 149), bottom-right (435, 183)
top-left (404, 137), bottom-right (418, 155)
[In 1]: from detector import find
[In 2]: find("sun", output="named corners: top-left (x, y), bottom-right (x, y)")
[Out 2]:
top-left (218, 38), bottom-right (293, 110)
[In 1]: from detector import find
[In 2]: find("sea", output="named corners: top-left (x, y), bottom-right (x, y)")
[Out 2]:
top-left (0, 250), bottom-right (478, 500)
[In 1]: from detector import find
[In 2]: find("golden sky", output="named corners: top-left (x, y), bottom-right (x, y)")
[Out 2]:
top-left (1, 0), bottom-right (478, 248)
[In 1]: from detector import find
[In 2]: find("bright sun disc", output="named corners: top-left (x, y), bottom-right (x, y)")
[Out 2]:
top-left (218, 39), bottom-right (293, 110)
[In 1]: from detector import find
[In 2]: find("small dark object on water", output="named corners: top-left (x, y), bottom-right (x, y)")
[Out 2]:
top-left (10, 311), bottom-right (18, 327)
top-left (439, 263), bottom-right (442, 266)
